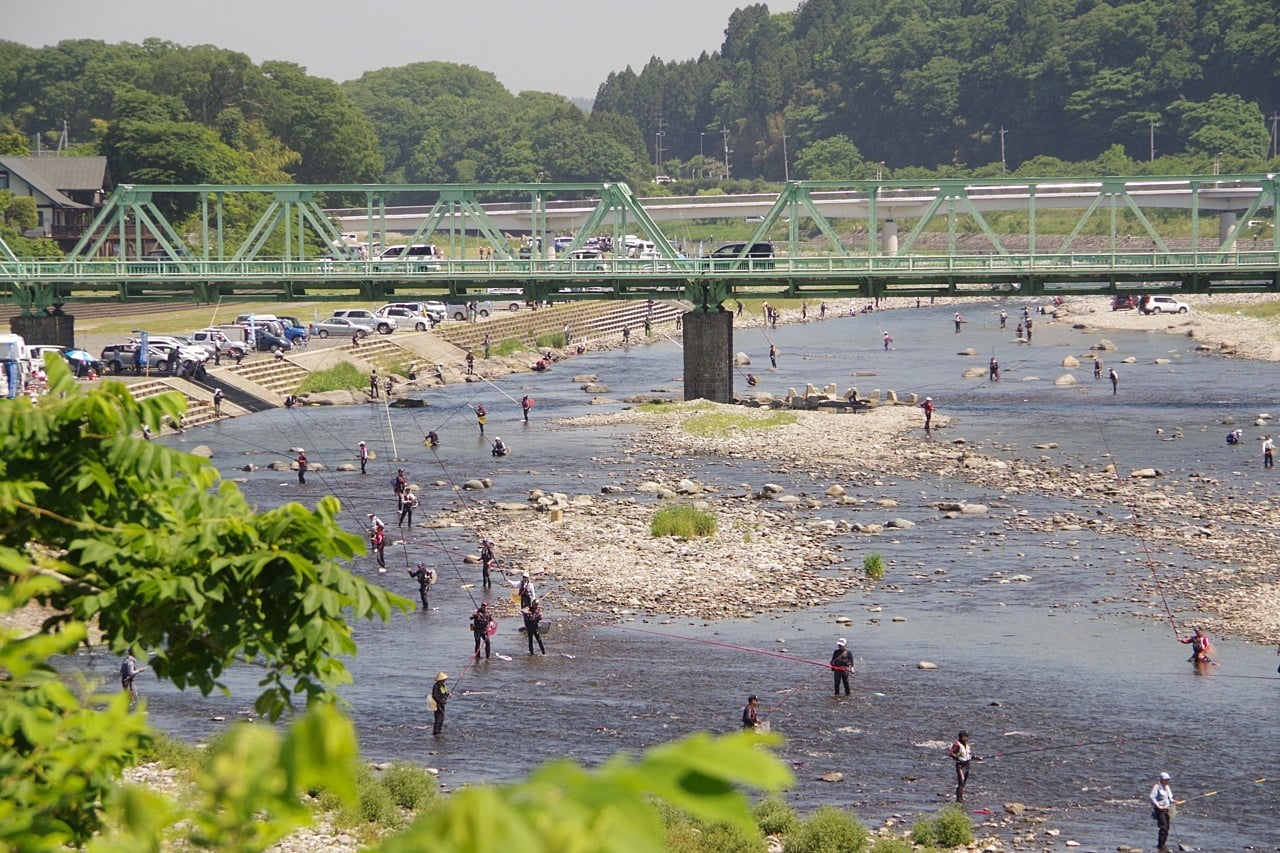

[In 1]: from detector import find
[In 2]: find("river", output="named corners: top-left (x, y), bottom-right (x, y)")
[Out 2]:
top-left (71, 301), bottom-right (1280, 850)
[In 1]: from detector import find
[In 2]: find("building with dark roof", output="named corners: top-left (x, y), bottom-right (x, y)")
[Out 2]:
top-left (0, 156), bottom-right (111, 249)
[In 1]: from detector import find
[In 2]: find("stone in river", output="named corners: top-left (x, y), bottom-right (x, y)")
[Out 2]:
top-left (917, 661), bottom-right (938, 670)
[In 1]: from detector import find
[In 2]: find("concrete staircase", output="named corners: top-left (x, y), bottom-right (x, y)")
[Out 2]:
top-left (334, 337), bottom-right (420, 375)
top-left (223, 358), bottom-right (310, 397)
top-left (123, 377), bottom-right (240, 431)
top-left (436, 300), bottom-right (687, 353)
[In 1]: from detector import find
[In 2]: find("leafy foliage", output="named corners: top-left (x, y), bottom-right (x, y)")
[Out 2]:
top-left (783, 805), bottom-right (869, 853)
top-left (377, 732), bottom-right (791, 853)
top-left (751, 796), bottom-right (799, 836)
top-left (911, 804), bottom-right (975, 847)
top-left (0, 362), bottom-right (404, 719)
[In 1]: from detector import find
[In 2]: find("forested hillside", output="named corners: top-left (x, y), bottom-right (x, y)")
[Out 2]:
top-left (2, 0), bottom-right (1277, 199)
top-left (340, 63), bottom-right (646, 183)
top-left (594, 0), bottom-right (1280, 178)
top-left (0, 41), bottom-right (647, 192)
top-left (0, 39), bottom-right (382, 185)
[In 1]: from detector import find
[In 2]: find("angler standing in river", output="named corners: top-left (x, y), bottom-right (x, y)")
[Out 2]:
top-left (407, 562), bottom-right (434, 611)
top-left (949, 731), bottom-right (981, 803)
top-left (830, 637), bottom-right (854, 696)
top-left (1149, 771), bottom-right (1174, 852)
top-left (479, 538), bottom-right (496, 589)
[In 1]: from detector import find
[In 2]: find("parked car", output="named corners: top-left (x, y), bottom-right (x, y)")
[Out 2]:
top-left (376, 244), bottom-right (443, 271)
top-left (192, 329), bottom-right (247, 359)
top-left (707, 241), bottom-right (775, 270)
top-left (251, 328), bottom-right (292, 352)
top-left (332, 309), bottom-right (395, 334)
top-left (444, 301), bottom-right (496, 321)
top-left (310, 316), bottom-right (371, 339)
top-left (1139, 294), bottom-right (1189, 314)
top-left (377, 302), bottom-right (445, 326)
top-left (274, 316), bottom-right (310, 345)
top-left (100, 343), bottom-right (171, 374)
top-left (1111, 295), bottom-right (1137, 311)
top-left (375, 306), bottom-right (433, 331)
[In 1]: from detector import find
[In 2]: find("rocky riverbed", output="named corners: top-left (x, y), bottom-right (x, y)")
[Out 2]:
top-left (445, 397), bottom-right (1280, 646)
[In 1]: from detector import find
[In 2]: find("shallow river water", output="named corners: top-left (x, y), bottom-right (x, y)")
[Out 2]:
top-left (72, 302), bottom-right (1280, 850)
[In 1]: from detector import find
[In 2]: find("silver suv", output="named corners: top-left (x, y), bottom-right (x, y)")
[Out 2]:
top-left (333, 309), bottom-right (396, 334)
top-left (1140, 295), bottom-right (1189, 315)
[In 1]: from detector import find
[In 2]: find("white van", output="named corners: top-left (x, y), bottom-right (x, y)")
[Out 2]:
top-left (377, 244), bottom-right (443, 270)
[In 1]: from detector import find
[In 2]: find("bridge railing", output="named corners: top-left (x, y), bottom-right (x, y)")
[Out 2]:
top-left (4, 250), bottom-right (1278, 282)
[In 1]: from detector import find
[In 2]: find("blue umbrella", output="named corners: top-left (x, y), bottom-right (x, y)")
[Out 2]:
top-left (64, 349), bottom-right (94, 361)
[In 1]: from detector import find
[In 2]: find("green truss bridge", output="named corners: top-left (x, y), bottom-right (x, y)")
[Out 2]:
top-left (2, 175), bottom-right (1277, 315)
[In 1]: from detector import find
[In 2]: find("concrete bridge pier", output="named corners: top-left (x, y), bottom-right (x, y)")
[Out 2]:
top-left (883, 219), bottom-right (899, 255)
top-left (1219, 211), bottom-right (1237, 245)
top-left (682, 309), bottom-right (733, 403)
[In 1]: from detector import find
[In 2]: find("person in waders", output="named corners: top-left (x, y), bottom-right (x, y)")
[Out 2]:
top-left (358, 440), bottom-right (369, 474)
top-left (408, 562), bottom-right (434, 611)
top-left (949, 731), bottom-right (981, 803)
top-left (523, 597), bottom-right (545, 655)
top-left (920, 397), bottom-right (935, 431)
top-left (742, 695), bottom-right (760, 730)
top-left (521, 395), bottom-right (533, 422)
top-left (471, 602), bottom-right (493, 659)
top-left (120, 650), bottom-right (145, 703)
top-left (1109, 367), bottom-right (1119, 394)
top-left (1179, 627), bottom-right (1212, 663)
top-left (989, 357), bottom-right (1000, 381)
top-left (295, 450), bottom-right (308, 485)
top-left (830, 638), bottom-right (854, 696)
top-left (479, 538), bottom-right (496, 588)
top-left (1149, 771), bottom-right (1174, 851)
top-left (430, 672), bottom-right (450, 736)
top-left (474, 403), bottom-right (487, 436)
top-left (370, 525), bottom-right (386, 568)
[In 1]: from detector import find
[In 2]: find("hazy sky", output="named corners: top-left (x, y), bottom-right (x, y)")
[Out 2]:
top-left (7, 0), bottom-right (802, 99)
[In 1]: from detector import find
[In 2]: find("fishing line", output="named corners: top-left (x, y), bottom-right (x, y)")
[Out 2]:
top-left (600, 623), bottom-right (841, 671)
top-left (764, 668), bottom-right (828, 715)
top-left (981, 733), bottom-right (1169, 761)
top-left (1081, 388), bottom-right (1181, 639)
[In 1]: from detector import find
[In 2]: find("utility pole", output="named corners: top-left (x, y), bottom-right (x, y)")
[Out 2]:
top-left (721, 127), bottom-right (730, 179)
top-left (654, 118), bottom-right (666, 179)
top-left (781, 130), bottom-right (789, 182)
top-left (1148, 119), bottom-right (1159, 162)
top-left (1270, 112), bottom-right (1280, 159)
top-left (999, 126), bottom-right (1007, 173)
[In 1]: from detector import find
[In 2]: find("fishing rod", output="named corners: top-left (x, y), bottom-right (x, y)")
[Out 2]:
top-left (1174, 776), bottom-right (1268, 807)
top-left (980, 733), bottom-right (1169, 761)
top-left (1081, 388), bottom-right (1181, 639)
top-left (602, 623), bottom-right (842, 671)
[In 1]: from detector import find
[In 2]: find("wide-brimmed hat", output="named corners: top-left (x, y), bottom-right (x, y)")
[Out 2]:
top-left (1160, 772), bottom-right (1171, 780)
top-left (837, 638), bottom-right (847, 647)
top-left (435, 672), bottom-right (449, 682)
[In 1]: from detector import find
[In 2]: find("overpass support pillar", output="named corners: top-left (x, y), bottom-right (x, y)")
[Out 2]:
top-left (682, 309), bottom-right (733, 403)
top-left (1219, 211), bottom-right (1237, 246)
top-left (882, 219), bottom-right (899, 255)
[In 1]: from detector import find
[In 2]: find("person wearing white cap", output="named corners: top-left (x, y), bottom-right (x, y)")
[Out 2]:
top-left (507, 570), bottom-right (536, 608)
top-left (830, 637), bottom-right (854, 696)
top-left (357, 440), bottom-right (368, 475)
top-left (1149, 771), bottom-right (1174, 851)
top-left (920, 396), bottom-right (935, 431)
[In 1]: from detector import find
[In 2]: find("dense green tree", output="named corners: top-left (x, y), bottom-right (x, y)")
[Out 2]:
top-left (1168, 93), bottom-right (1270, 159)
top-left (794, 134), bottom-right (864, 180)
top-left (260, 61), bottom-right (381, 183)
